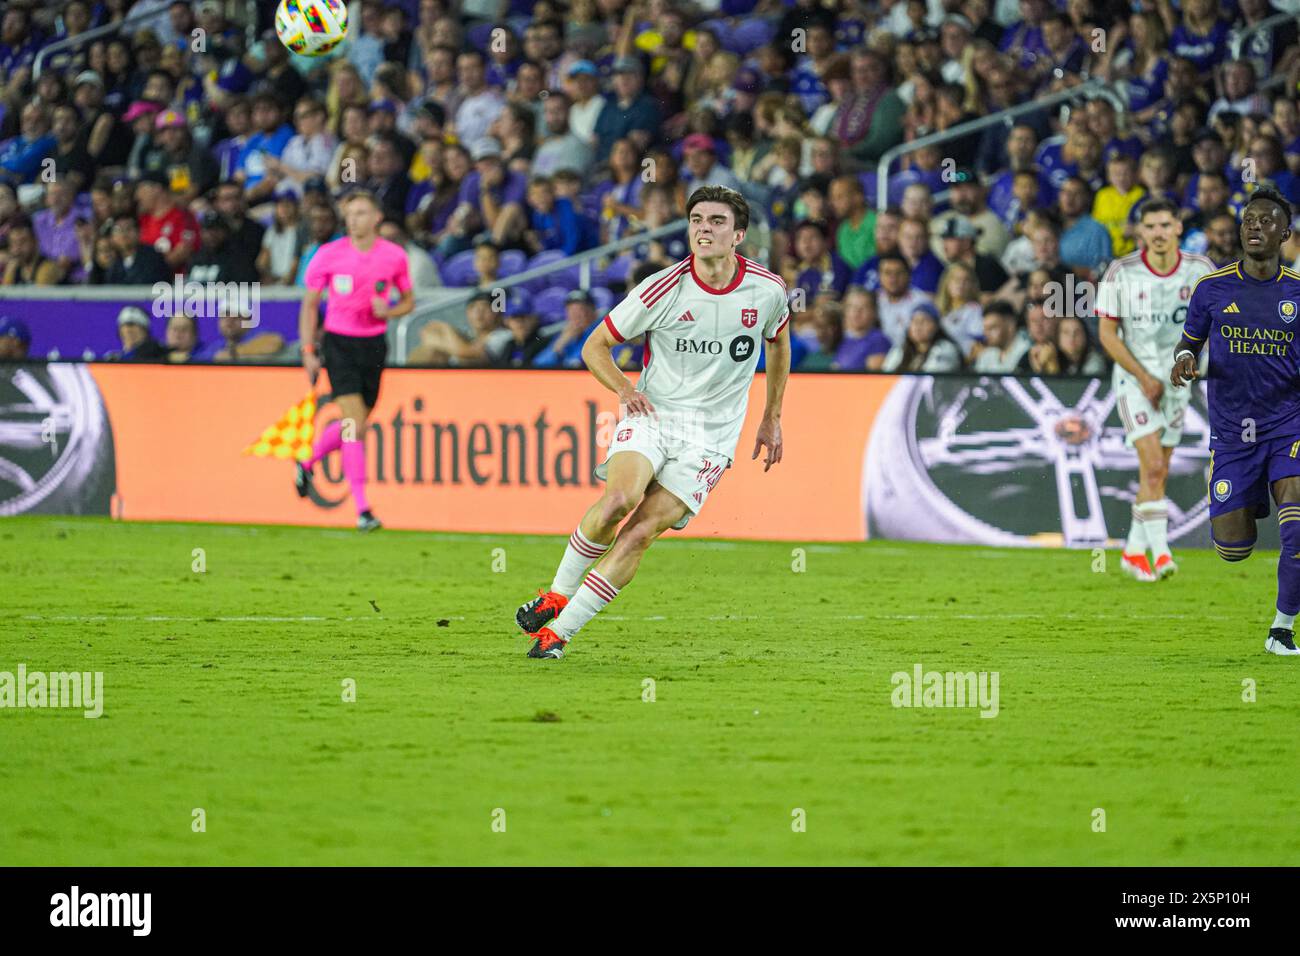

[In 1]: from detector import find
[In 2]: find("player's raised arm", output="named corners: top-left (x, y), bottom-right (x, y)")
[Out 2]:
top-left (753, 321), bottom-right (789, 472)
top-left (581, 319), bottom-right (654, 417)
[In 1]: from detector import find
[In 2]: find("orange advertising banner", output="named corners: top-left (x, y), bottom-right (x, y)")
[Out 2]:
top-left (88, 365), bottom-right (897, 541)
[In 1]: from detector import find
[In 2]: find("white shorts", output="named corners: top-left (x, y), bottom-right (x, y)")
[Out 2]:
top-left (1114, 370), bottom-right (1190, 447)
top-left (594, 415), bottom-right (730, 530)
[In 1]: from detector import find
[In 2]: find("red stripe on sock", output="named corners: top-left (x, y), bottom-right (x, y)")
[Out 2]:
top-left (569, 534), bottom-right (605, 558)
top-left (584, 574), bottom-right (617, 602)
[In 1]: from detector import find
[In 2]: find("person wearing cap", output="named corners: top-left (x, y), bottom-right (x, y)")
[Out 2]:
top-left (882, 300), bottom-right (963, 373)
top-left (532, 289), bottom-right (601, 369)
top-left (564, 59), bottom-right (606, 150)
top-left (122, 100), bottom-right (164, 179)
top-left (104, 214), bottom-right (171, 284)
top-left (0, 102), bottom-right (55, 186)
top-left (681, 132), bottom-right (742, 192)
top-left (235, 93), bottom-right (294, 205)
top-left (188, 209), bottom-right (259, 284)
top-left (437, 138), bottom-right (528, 258)
top-left (452, 50), bottom-right (505, 152)
top-left (0, 315), bottom-right (31, 360)
top-left (136, 170), bottom-right (198, 271)
top-left (532, 90), bottom-right (595, 179)
top-left (108, 306), bottom-right (167, 362)
top-left (495, 288), bottom-right (551, 368)
top-left (936, 214), bottom-right (1009, 298)
top-left (593, 56), bottom-right (659, 164)
top-left (142, 108), bottom-right (219, 205)
top-left (257, 187), bottom-right (307, 286)
top-left (409, 291), bottom-right (512, 369)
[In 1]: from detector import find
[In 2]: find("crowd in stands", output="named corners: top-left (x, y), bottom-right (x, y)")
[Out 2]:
top-left (2, 0), bottom-right (1300, 375)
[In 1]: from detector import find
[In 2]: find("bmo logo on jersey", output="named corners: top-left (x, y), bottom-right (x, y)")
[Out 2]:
top-left (672, 336), bottom-right (756, 362)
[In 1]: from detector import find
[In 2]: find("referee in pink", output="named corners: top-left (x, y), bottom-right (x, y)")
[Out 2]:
top-left (297, 190), bottom-right (414, 531)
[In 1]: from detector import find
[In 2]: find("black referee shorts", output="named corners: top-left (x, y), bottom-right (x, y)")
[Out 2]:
top-left (323, 331), bottom-right (387, 409)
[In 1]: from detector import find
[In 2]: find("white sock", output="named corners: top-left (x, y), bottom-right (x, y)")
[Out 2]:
top-left (1136, 500), bottom-right (1169, 558)
top-left (1124, 505), bottom-right (1148, 555)
top-left (550, 527), bottom-right (610, 598)
top-left (1273, 610), bottom-right (1296, 630)
top-left (550, 570), bottom-right (620, 641)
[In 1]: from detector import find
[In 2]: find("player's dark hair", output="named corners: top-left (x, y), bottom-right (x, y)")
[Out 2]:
top-left (686, 185), bottom-right (749, 232)
top-left (1137, 196), bottom-right (1180, 221)
top-left (1244, 186), bottom-right (1292, 222)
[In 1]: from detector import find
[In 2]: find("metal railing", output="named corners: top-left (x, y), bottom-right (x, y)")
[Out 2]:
top-left (1230, 12), bottom-right (1300, 62)
top-left (33, 7), bottom-right (164, 79)
top-left (393, 219), bottom-right (691, 362)
top-left (874, 79), bottom-right (1125, 211)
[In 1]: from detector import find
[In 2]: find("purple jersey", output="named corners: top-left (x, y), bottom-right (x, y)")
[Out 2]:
top-left (1181, 262), bottom-right (1300, 448)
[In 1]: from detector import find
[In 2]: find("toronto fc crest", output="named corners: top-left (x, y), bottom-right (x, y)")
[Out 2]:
top-left (740, 308), bottom-right (758, 328)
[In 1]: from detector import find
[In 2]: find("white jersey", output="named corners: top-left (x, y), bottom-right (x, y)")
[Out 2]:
top-left (1096, 250), bottom-right (1217, 382)
top-left (603, 254), bottom-right (790, 458)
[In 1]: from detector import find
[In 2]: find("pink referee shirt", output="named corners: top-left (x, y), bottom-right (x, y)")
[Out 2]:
top-left (303, 236), bottom-right (413, 337)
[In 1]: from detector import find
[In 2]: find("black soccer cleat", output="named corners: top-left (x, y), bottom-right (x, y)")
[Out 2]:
top-left (294, 462), bottom-right (314, 498)
top-left (526, 627), bottom-right (567, 660)
top-left (516, 590), bottom-right (569, 633)
top-left (357, 510), bottom-right (383, 533)
top-left (1265, 628), bottom-right (1300, 656)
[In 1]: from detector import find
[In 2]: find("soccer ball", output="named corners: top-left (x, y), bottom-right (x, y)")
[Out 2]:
top-left (275, 0), bottom-right (349, 57)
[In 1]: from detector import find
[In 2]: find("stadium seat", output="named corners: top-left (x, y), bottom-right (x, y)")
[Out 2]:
top-left (523, 250), bottom-right (578, 293)
top-left (440, 250), bottom-right (479, 287)
top-left (597, 255), bottom-right (635, 288)
top-left (498, 249), bottom-right (528, 278)
top-left (590, 286), bottom-right (614, 316)
top-left (532, 286), bottom-right (570, 323)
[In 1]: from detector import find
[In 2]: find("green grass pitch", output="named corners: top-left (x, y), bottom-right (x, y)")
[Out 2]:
top-left (2, 515), bottom-right (1298, 866)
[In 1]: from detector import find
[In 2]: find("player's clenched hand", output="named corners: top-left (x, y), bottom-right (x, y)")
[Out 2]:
top-left (1140, 373), bottom-right (1164, 405)
top-left (1170, 353), bottom-right (1199, 388)
top-left (753, 418), bottom-right (782, 473)
top-left (619, 387), bottom-right (655, 418)
top-left (303, 351), bottom-right (321, 386)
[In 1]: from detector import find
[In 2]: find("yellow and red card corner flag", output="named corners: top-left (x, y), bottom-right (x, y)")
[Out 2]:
top-left (243, 391), bottom-right (319, 462)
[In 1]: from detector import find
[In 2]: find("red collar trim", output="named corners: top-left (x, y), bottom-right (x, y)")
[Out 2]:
top-left (1141, 248), bottom-right (1180, 277)
top-left (690, 253), bottom-right (746, 295)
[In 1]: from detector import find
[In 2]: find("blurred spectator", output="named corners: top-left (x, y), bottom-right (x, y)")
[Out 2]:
top-left (970, 300), bottom-right (1030, 372)
top-left (258, 28), bottom-right (308, 108)
top-left (829, 175), bottom-right (876, 272)
top-left (533, 289), bottom-right (600, 369)
top-left (898, 216), bottom-right (944, 294)
top-left (49, 103), bottom-right (95, 193)
top-left (842, 51), bottom-right (907, 168)
top-left (519, 175), bottom-right (587, 256)
top-left (0, 102), bottom-right (56, 185)
top-left (491, 101), bottom-right (538, 175)
top-left (33, 180), bottom-right (89, 284)
top-left (212, 96), bottom-right (253, 182)
top-left (796, 300), bottom-right (844, 372)
top-left (594, 57), bottom-right (660, 164)
top-left (295, 202), bottom-right (342, 285)
top-left (452, 50), bottom-right (504, 148)
top-left (785, 220), bottom-right (851, 301)
top-left (103, 214), bottom-right (170, 284)
top-left (378, 219), bottom-right (441, 290)
top-left (164, 312), bottom-right (201, 363)
top-left (680, 133), bottom-right (741, 192)
top-left (1093, 153), bottom-right (1143, 258)
top-left (883, 302), bottom-right (963, 373)
top-left (1201, 211), bottom-right (1241, 268)
top-left (258, 189), bottom-right (307, 285)
top-left (933, 167), bottom-right (1009, 260)
top-left (564, 59), bottom-right (606, 150)
top-left (212, 180), bottom-right (265, 273)
top-left (1016, 301), bottom-right (1061, 375)
top-left (237, 93), bottom-right (294, 206)
top-left (834, 286), bottom-right (891, 372)
top-left (496, 288), bottom-right (549, 367)
top-left (189, 211), bottom-right (259, 284)
top-left (935, 261), bottom-right (985, 357)
top-left (1056, 315), bottom-right (1107, 376)
top-left (1209, 60), bottom-right (1269, 124)
top-left (106, 306), bottom-right (166, 362)
top-left (532, 90), bottom-right (595, 178)
top-left (439, 137), bottom-right (528, 256)
top-left (136, 171), bottom-right (197, 272)
top-left (196, 307), bottom-right (288, 364)
top-left (365, 132), bottom-right (413, 223)
top-left (1, 220), bottom-right (64, 285)
top-left (0, 315), bottom-right (30, 360)
top-left (472, 239), bottom-right (501, 287)
top-left (876, 253), bottom-right (933, 346)
top-left (410, 291), bottom-right (511, 368)
top-left (271, 97), bottom-right (337, 197)
top-left (1056, 176), bottom-right (1112, 274)
top-left (937, 216), bottom-right (1008, 300)
top-left (143, 109), bottom-right (219, 206)
top-left (122, 99), bottom-right (164, 179)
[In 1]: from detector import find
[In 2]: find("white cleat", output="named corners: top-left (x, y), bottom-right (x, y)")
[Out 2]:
top-left (1120, 553), bottom-right (1157, 582)
top-left (1265, 629), bottom-right (1300, 656)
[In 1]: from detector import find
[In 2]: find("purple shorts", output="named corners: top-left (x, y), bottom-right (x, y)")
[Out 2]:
top-left (1208, 434), bottom-right (1300, 518)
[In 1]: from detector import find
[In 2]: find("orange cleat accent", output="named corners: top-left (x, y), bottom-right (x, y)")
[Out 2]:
top-left (1121, 552), bottom-right (1157, 582)
top-left (526, 627), bottom-right (568, 659)
top-left (1154, 554), bottom-right (1178, 579)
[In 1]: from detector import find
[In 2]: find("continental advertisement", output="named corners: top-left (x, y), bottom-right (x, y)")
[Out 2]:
top-left (0, 363), bottom-right (1233, 547)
